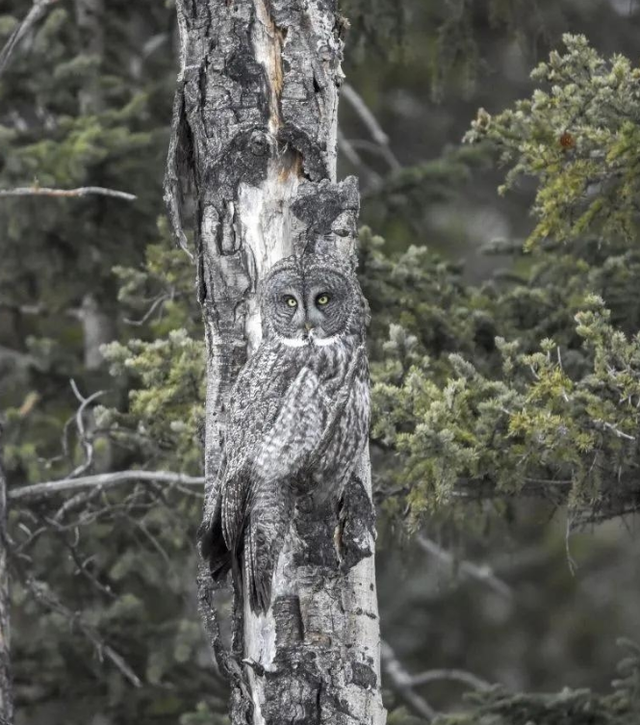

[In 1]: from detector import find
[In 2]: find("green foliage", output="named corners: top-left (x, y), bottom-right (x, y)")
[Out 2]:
top-left (366, 232), bottom-right (640, 526)
top-left (466, 34), bottom-right (640, 247)
top-left (339, 0), bottom-right (407, 61)
top-left (434, 640), bottom-right (640, 725)
top-left (366, 39), bottom-right (640, 529)
top-left (373, 297), bottom-right (640, 524)
top-left (3, 3), bottom-right (640, 724)
top-left (360, 145), bottom-right (493, 248)
top-left (0, 2), bottom-right (222, 722)
top-left (98, 328), bottom-right (205, 473)
top-left (98, 230), bottom-right (204, 473)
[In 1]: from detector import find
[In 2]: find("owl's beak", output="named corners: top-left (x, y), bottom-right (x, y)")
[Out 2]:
top-left (304, 322), bottom-right (314, 332)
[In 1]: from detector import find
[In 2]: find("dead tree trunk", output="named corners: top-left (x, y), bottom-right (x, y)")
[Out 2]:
top-left (166, 2), bottom-right (385, 723)
top-left (0, 423), bottom-right (13, 725)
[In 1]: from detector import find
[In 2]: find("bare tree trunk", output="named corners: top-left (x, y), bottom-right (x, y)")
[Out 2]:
top-left (0, 423), bottom-right (14, 725)
top-left (166, 2), bottom-right (385, 723)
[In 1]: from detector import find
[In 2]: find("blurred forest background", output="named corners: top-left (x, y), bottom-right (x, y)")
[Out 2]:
top-left (1, 0), bottom-right (640, 723)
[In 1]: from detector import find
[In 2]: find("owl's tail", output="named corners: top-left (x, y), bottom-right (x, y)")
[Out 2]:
top-left (245, 518), bottom-right (273, 614)
top-left (198, 502), bottom-right (232, 582)
top-left (244, 481), bottom-right (294, 614)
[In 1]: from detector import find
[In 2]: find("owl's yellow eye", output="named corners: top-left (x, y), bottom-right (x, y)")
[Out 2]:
top-left (316, 294), bottom-right (330, 306)
top-left (284, 296), bottom-right (298, 308)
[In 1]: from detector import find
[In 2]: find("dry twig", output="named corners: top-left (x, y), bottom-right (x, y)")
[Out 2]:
top-left (67, 380), bottom-right (105, 479)
top-left (380, 640), bottom-right (436, 721)
top-left (22, 576), bottom-right (142, 687)
top-left (0, 0), bottom-right (59, 78)
top-left (9, 470), bottom-right (204, 502)
top-left (410, 668), bottom-right (492, 690)
top-left (417, 535), bottom-right (513, 600)
top-left (342, 83), bottom-right (401, 172)
top-left (0, 186), bottom-right (136, 201)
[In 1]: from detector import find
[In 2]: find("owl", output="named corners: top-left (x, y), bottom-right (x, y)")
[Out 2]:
top-left (199, 252), bottom-right (370, 614)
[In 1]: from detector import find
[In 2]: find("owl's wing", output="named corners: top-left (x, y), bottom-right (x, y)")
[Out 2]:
top-left (203, 344), bottom-right (369, 613)
top-left (245, 365), bottom-right (330, 612)
top-left (305, 344), bottom-right (368, 474)
top-left (245, 348), bottom-right (370, 613)
top-left (250, 366), bottom-right (329, 485)
top-left (199, 345), bottom-right (299, 584)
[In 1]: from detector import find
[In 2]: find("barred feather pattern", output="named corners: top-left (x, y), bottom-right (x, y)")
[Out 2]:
top-left (199, 253), bottom-right (370, 614)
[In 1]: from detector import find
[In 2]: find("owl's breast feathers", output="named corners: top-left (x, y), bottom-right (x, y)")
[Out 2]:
top-left (200, 331), bottom-right (369, 612)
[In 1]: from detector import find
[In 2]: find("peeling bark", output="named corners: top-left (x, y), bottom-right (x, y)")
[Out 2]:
top-left (166, 2), bottom-right (385, 723)
top-left (0, 423), bottom-right (13, 725)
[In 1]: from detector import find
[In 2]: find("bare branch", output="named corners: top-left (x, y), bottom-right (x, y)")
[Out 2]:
top-left (342, 83), bottom-right (401, 172)
top-left (59, 535), bottom-right (115, 599)
top-left (349, 139), bottom-right (401, 164)
top-left (409, 668), bottom-right (492, 690)
top-left (0, 0), bottom-right (59, 79)
top-left (67, 380), bottom-right (105, 479)
top-left (22, 576), bottom-right (142, 687)
top-left (132, 519), bottom-right (172, 566)
top-left (123, 293), bottom-right (171, 326)
top-left (338, 132), bottom-right (383, 190)
top-left (380, 640), bottom-right (436, 721)
top-left (417, 535), bottom-right (513, 601)
top-left (0, 186), bottom-right (136, 201)
top-left (53, 486), bottom-right (103, 523)
top-left (9, 470), bottom-right (204, 502)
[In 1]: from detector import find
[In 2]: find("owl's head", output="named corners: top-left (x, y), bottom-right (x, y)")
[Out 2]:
top-left (260, 253), bottom-right (366, 347)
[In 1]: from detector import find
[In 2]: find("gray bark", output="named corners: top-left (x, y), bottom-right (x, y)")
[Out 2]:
top-left (166, 2), bottom-right (385, 723)
top-left (0, 422), bottom-right (14, 724)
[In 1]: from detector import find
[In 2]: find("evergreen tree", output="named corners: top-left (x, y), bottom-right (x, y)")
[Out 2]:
top-left (1, 1), bottom-right (639, 723)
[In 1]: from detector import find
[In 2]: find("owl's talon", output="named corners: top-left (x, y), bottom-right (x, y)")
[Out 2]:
top-left (242, 657), bottom-right (266, 677)
top-left (226, 653), bottom-right (253, 699)
top-left (209, 255), bottom-right (369, 614)
top-left (334, 499), bottom-right (349, 571)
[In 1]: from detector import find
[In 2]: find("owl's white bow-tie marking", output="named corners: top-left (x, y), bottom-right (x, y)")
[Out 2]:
top-left (199, 252), bottom-right (370, 614)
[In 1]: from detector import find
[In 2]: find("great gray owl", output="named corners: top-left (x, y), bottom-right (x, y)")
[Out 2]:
top-left (199, 252), bottom-right (370, 614)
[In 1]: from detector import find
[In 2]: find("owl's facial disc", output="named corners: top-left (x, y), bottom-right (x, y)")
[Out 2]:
top-left (261, 258), bottom-right (360, 347)
top-left (261, 269), bottom-right (310, 343)
top-left (303, 272), bottom-right (352, 341)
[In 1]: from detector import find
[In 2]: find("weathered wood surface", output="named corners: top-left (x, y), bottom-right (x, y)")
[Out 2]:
top-left (166, 2), bottom-right (385, 722)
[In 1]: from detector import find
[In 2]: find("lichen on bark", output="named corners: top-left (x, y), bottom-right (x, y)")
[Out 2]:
top-left (165, 1), bottom-right (385, 723)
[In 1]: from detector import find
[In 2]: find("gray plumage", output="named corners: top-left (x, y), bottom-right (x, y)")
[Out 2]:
top-left (199, 252), bottom-right (370, 614)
